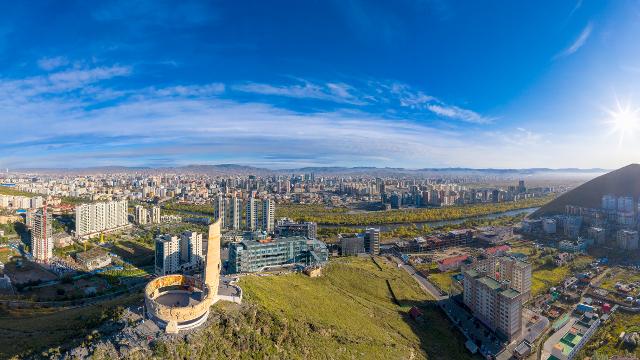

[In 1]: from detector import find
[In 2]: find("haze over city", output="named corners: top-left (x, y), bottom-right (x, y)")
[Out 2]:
top-left (2, 1), bottom-right (640, 169)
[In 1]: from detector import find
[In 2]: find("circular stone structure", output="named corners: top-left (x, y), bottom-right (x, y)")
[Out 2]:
top-left (144, 274), bottom-right (214, 333)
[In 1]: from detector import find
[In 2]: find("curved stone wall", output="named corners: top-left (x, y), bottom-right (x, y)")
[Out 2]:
top-left (144, 274), bottom-right (213, 329)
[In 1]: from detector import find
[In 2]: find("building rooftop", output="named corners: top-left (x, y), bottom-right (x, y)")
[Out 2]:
top-left (241, 236), bottom-right (311, 248)
top-left (76, 247), bottom-right (109, 262)
top-left (438, 254), bottom-right (469, 266)
top-left (500, 288), bottom-right (521, 299)
top-left (478, 276), bottom-right (502, 290)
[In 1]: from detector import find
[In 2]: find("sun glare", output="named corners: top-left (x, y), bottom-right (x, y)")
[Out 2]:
top-left (605, 98), bottom-right (640, 145)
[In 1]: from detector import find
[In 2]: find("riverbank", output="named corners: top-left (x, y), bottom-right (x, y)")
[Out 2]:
top-left (276, 196), bottom-right (550, 226)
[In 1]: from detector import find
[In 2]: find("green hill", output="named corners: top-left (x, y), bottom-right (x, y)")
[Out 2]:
top-left (532, 163), bottom-right (640, 217)
top-left (150, 257), bottom-right (474, 360)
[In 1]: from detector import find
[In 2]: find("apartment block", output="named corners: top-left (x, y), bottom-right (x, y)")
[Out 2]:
top-left (75, 200), bottom-right (128, 239)
top-left (462, 256), bottom-right (532, 341)
top-left (463, 268), bottom-right (525, 341)
top-left (31, 208), bottom-right (53, 262)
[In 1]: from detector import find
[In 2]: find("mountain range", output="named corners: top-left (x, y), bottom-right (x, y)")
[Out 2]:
top-left (533, 163), bottom-right (640, 217)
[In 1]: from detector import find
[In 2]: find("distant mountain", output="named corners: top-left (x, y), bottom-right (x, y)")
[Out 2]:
top-left (10, 164), bottom-right (609, 177)
top-left (532, 163), bottom-right (640, 217)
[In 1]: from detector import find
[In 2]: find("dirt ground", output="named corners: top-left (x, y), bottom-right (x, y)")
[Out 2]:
top-left (25, 276), bottom-right (111, 300)
top-left (4, 259), bottom-right (58, 284)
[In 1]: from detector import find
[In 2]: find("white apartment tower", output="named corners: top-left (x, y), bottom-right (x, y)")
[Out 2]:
top-left (262, 198), bottom-right (275, 233)
top-left (135, 205), bottom-right (148, 225)
top-left (180, 231), bottom-right (204, 271)
top-left (75, 200), bottom-right (128, 238)
top-left (31, 207), bottom-right (53, 262)
top-left (229, 195), bottom-right (242, 230)
top-left (246, 196), bottom-right (259, 231)
top-left (462, 256), bottom-right (532, 341)
top-left (151, 206), bottom-right (161, 224)
top-left (155, 235), bottom-right (181, 275)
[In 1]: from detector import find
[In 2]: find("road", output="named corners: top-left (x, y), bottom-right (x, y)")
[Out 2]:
top-left (391, 256), bottom-right (447, 301)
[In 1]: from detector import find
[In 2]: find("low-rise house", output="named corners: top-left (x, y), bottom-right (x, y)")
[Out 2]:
top-left (555, 252), bottom-right (572, 266)
top-left (484, 244), bottom-right (510, 257)
top-left (437, 254), bottom-right (469, 272)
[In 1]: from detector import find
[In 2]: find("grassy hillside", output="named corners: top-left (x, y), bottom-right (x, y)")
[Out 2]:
top-left (533, 163), bottom-right (640, 217)
top-left (149, 257), bottom-right (475, 360)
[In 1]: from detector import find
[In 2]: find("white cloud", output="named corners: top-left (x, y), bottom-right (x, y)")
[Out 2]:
top-left (37, 56), bottom-right (69, 71)
top-left (235, 78), bottom-right (493, 124)
top-left (555, 22), bottom-right (593, 59)
top-left (5, 62), bottom-right (616, 169)
top-left (426, 104), bottom-right (494, 124)
top-left (233, 80), bottom-right (366, 105)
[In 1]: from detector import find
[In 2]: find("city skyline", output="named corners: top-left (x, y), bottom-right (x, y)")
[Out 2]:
top-left (2, 1), bottom-right (640, 169)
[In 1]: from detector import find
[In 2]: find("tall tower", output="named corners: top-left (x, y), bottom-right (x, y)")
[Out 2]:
top-left (204, 219), bottom-right (221, 291)
top-left (229, 195), bottom-right (241, 230)
top-left (246, 197), bottom-right (259, 231)
top-left (32, 206), bottom-right (53, 262)
top-left (262, 198), bottom-right (275, 233)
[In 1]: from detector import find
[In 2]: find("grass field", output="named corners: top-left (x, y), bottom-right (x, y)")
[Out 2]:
top-left (530, 255), bottom-right (594, 296)
top-left (240, 257), bottom-right (473, 359)
top-left (0, 247), bottom-right (16, 263)
top-left (111, 240), bottom-right (154, 267)
top-left (0, 293), bottom-right (141, 359)
top-left (151, 257), bottom-right (476, 360)
top-left (600, 268), bottom-right (640, 292)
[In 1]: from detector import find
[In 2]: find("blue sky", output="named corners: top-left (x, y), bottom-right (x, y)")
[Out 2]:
top-left (1, 0), bottom-right (640, 169)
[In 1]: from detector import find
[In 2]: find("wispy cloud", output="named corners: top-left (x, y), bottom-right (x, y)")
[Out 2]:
top-left (234, 78), bottom-right (493, 124)
top-left (37, 56), bottom-right (69, 71)
top-left (555, 22), bottom-right (593, 59)
top-left (568, 0), bottom-right (584, 18)
top-left (233, 80), bottom-right (366, 105)
top-left (426, 104), bottom-right (493, 124)
top-left (0, 62), bottom-right (516, 169)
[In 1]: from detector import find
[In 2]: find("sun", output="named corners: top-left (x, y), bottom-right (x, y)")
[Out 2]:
top-left (605, 98), bottom-right (640, 145)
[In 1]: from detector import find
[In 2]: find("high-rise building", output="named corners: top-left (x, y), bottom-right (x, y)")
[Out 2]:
top-left (246, 197), bottom-right (259, 231)
top-left (602, 194), bottom-right (617, 211)
top-left (463, 269), bottom-right (525, 341)
top-left (364, 228), bottom-right (380, 255)
top-left (151, 206), bottom-right (161, 224)
top-left (262, 198), bottom-right (275, 233)
top-left (617, 229), bottom-right (639, 250)
top-left (30, 196), bottom-right (44, 209)
top-left (618, 196), bottom-right (635, 213)
top-left (229, 195), bottom-right (242, 230)
top-left (31, 207), bottom-right (53, 262)
top-left (135, 205), bottom-right (148, 225)
top-left (214, 194), bottom-right (242, 230)
top-left (462, 256), bottom-right (531, 341)
top-left (75, 200), bottom-right (128, 238)
top-left (154, 234), bottom-right (180, 275)
top-left (180, 231), bottom-right (203, 271)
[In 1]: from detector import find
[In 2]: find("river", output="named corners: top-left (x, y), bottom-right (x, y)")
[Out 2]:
top-left (319, 207), bottom-right (539, 231)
